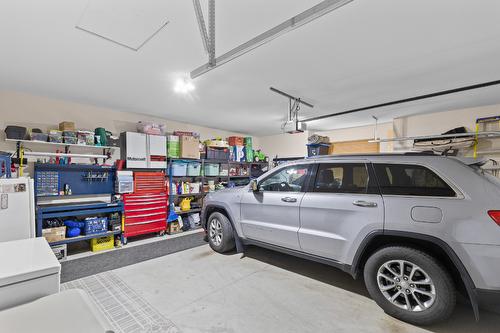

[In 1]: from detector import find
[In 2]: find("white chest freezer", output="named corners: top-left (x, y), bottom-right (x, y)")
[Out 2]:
top-left (0, 177), bottom-right (35, 242)
top-left (0, 238), bottom-right (60, 311)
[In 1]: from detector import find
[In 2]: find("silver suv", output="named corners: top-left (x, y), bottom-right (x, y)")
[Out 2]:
top-left (201, 153), bottom-right (500, 325)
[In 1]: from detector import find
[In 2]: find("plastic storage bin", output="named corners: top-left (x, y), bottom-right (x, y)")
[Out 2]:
top-left (171, 162), bottom-right (188, 176)
top-left (187, 162), bottom-right (201, 176)
top-left (31, 133), bottom-right (49, 142)
top-left (219, 164), bottom-right (229, 176)
top-left (206, 147), bottom-right (230, 160)
top-left (204, 163), bottom-right (220, 176)
top-left (78, 131), bottom-right (95, 146)
top-left (5, 126), bottom-right (27, 140)
top-left (63, 136), bottom-right (77, 144)
top-left (307, 143), bottom-right (330, 157)
top-left (84, 217), bottom-right (108, 235)
top-left (48, 131), bottom-right (63, 143)
top-left (90, 235), bottom-right (114, 252)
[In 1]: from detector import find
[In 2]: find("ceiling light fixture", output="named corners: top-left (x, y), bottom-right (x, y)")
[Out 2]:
top-left (174, 78), bottom-right (195, 94)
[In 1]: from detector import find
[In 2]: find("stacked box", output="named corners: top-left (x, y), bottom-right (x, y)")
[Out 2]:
top-left (233, 146), bottom-right (246, 162)
top-left (244, 137), bottom-right (253, 162)
top-left (180, 136), bottom-right (200, 159)
top-left (228, 136), bottom-right (244, 146)
top-left (245, 146), bottom-right (253, 162)
top-left (167, 135), bottom-right (180, 158)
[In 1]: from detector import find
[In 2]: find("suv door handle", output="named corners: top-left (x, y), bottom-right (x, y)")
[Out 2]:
top-left (353, 200), bottom-right (377, 208)
top-left (281, 197), bottom-right (297, 203)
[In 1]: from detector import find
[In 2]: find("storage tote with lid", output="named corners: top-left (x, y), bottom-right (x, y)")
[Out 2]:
top-left (171, 161), bottom-right (188, 176)
top-left (204, 163), bottom-right (220, 176)
top-left (187, 162), bottom-right (201, 176)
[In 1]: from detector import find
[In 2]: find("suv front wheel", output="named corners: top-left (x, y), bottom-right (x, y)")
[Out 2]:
top-left (207, 212), bottom-right (235, 253)
top-left (363, 246), bottom-right (456, 325)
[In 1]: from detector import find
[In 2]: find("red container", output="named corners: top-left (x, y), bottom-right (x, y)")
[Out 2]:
top-left (228, 136), bottom-right (244, 146)
top-left (115, 159), bottom-right (125, 170)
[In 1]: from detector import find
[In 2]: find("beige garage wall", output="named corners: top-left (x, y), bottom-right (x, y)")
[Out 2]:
top-left (0, 90), bottom-right (259, 174)
top-left (256, 104), bottom-right (500, 159)
top-left (257, 123), bottom-right (394, 159)
top-left (392, 104), bottom-right (500, 154)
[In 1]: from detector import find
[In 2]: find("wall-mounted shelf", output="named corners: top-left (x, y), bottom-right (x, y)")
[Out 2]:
top-left (369, 131), bottom-right (500, 143)
top-left (6, 138), bottom-right (118, 150)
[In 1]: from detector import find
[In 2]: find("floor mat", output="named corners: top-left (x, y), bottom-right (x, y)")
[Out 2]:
top-left (62, 271), bottom-right (179, 333)
top-left (62, 231), bottom-right (205, 282)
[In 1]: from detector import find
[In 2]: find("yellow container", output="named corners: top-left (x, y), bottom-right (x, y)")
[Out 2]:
top-left (90, 235), bottom-right (114, 252)
top-left (180, 197), bottom-right (193, 211)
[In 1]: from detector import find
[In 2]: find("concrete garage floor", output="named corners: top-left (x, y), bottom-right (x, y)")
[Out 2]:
top-left (112, 245), bottom-right (500, 333)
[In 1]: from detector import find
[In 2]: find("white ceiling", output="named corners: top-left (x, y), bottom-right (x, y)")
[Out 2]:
top-left (1, 0), bottom-right (500, 135)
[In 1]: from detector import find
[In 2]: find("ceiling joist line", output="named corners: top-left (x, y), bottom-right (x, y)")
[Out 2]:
top-left (301, 79), bottom-right (500, 123)
top-left (193, 0), bottom-right (216, 66)
top-left (190, 0), bottom-right (354, 79)
top-left (193, 0), bottom-right (210, 54)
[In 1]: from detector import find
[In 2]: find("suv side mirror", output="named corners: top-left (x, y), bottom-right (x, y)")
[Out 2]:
top-left (250, 179), bottom-right (259, 192)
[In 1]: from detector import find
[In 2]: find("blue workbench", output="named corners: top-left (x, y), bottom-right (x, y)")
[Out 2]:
top-left (36, 201), bottom-right (123, 246)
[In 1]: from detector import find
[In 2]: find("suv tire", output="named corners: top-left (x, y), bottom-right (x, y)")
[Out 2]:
top-left (207, 212), bottom-right (235, 253)
top-left (363, 246), bottom-right (456, 325)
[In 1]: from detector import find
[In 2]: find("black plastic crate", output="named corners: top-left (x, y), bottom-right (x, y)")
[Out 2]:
top-left (206, 147), bottom-right (230, 160)
top-left (307, 143), bottom-right (330, 157)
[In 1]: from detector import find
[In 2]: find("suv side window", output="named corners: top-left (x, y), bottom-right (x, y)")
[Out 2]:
top-left (373, 163), bottom-right (456, 197)
top-left (259, 164), bottom-right (310, 192)
top-left (314, 163), bottom-right (378, 194)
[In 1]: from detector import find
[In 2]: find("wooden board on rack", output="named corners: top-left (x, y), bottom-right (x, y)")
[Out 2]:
top-left (329, 139), bottom-right (380, 155)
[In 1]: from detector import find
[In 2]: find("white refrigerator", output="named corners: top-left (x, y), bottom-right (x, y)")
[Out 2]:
top-left (0, 178), bottom-right (35, 242)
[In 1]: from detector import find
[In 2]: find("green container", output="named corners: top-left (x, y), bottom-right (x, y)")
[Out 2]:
top-left (94, 128), bottom-right (107, 146)
top-left (244, 137), bottom-right (253, 145)
top-left (245, 145), bottom-right (253, 162)
top-left (167, 135), bottom-right (180, 158)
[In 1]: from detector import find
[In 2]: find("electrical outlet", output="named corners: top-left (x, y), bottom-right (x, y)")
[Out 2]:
top-left (1, 194), bottom-right (7, 210)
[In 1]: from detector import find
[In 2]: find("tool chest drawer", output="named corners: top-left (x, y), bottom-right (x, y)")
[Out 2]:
top-left (122, 192), bottom-right (167, 238)
top-left (133, 172), bottom-right (166, 194)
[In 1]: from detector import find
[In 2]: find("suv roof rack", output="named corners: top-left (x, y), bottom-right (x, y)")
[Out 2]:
top-left (305, 151), bottom-right (440, 159)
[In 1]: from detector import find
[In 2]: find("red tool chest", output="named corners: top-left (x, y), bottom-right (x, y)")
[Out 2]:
top-left (122, 172), bottom-right (168, 242)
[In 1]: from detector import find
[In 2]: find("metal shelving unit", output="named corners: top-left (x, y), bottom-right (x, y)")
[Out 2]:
top-left (48, 230), bottom-right (121, 246)
top-left (167, 158), bottom-right (269, 213)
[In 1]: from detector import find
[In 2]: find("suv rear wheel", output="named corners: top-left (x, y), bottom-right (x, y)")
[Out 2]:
top-left (207, 212), bottom-right (235, 253)
top-left (363, 246), bottom-right (455, 325)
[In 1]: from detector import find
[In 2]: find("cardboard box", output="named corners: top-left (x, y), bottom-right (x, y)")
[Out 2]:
top-left (50, 244), bottom-right (67, 261)
top-left (228, 136), bottom-right (244, 146)
top-left (233, 145), bottom-right (246, 162)
top-left (42, 226), bottom-right (66, 243)
top-left (59, 121), bottom-right (75, 131)
top-left (180, 136), bottom-right (200, 159)
top-left (167, 221), bottom-right (181, 234)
